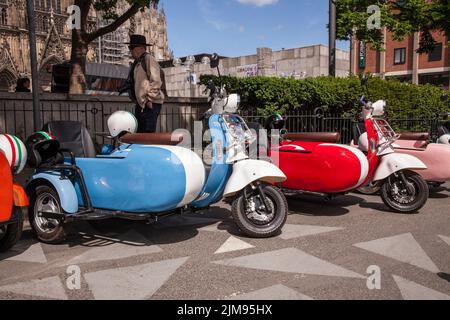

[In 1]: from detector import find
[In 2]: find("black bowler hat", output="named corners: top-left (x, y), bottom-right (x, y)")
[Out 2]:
top-left (126, 34), bottom-right (151, 47)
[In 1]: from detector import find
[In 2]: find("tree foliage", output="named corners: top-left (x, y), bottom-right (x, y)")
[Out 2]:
top-left (336, 0), bottom-right (450, 52)
top-left (200, 75), bottom-right (449, 120)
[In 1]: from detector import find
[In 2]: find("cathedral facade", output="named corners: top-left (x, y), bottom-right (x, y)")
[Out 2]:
top-left (0, 0), bottom-right (171, 91)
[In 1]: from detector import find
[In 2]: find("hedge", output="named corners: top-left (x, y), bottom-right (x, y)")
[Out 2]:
top-left (199, 75), bottom-right (449, 119)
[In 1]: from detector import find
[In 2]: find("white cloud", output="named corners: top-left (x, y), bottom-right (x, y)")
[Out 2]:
top-left (237, 0), bottom-right (279, 7)
top-left (198, 0), bottom-right (229, 31)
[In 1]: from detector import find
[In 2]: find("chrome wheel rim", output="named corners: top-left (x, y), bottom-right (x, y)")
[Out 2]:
top-left (245, 194), bottom-right (276, 226)
top-left (390, 180), bottom-right (417, 205)
top-left (34, 192), bottom-right (61, 234)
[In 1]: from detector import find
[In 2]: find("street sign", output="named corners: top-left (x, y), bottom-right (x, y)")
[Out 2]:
top-left (359, 41), bottom-right (366, 69)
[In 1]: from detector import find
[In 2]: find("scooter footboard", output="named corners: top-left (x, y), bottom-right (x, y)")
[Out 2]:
top-left (223, 160), bottom-right (287, 197)
top-left (27, 173), bottom-right (79, 214)
top-left (373, 153), bottom-right (427, 182)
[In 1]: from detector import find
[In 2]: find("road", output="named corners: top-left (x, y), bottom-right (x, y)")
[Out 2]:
top-left (0, 184), bottom-right (450, 300)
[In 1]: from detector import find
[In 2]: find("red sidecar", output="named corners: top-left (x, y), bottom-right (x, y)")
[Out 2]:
top-left (0, 137), bottom-right (28, 252)
top-left (270, 133), bottom-right (369, 194)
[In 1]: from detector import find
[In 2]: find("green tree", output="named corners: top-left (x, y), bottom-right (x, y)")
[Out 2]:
top-left (336, 0), bottom-right (450, 52)
top-left (69, 0), bottom-right (158, 94)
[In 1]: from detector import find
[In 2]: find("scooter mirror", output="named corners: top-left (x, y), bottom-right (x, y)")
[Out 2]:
top-left (210, 53), bottom-right (220, 69)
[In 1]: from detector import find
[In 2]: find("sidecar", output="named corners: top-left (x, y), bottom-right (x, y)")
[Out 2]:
top-left (270, 133), bottom-right (370, 194)
top-left (26, 121), bottom-right (205, 243)
top-left (353, 123), bottom-right (450, 187)
top-left (0, 139), bottom-right (28, 252)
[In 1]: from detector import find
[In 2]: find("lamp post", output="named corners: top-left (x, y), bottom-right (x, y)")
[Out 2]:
top-left (329, 0), bottom-right (337, 77)
top-left (26, 0), bottom-right (42, 131)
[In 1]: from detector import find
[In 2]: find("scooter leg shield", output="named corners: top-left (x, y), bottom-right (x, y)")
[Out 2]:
top-left (373, 153), bottom-right (427, 182)
top-left (223, 160), bottom-right (287, 197)
top-left (27, 173), bottom-right (79, 214)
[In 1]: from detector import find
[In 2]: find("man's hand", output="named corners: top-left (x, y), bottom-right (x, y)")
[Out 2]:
top-left (145, 101), bottom-right (153, 109)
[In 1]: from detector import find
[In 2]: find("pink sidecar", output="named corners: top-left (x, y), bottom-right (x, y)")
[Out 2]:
top-left (393, 133), bottom-right (450, 186)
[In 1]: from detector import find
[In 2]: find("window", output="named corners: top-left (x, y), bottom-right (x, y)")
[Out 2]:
top-left (0, 8), bottom-right (7, 26)
top-left (394, 48), bottom-right (406, 65)
top-left (428, 43), bottom-right (443, 62)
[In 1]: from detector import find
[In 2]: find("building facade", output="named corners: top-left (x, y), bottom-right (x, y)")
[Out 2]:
top-left (0, 0), bottom-right (171, 92)
top-left (164, 45), bottom-right (350, 98)
top-left (351, 29), bottom-right (450, 89)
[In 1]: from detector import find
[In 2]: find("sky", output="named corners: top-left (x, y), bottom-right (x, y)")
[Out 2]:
top-left (161, 0), bottom-right (350, 58)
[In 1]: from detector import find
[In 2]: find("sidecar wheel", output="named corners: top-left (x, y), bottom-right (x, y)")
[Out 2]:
top-left (231, 184), bottom-right (287, 238)
top-left (380, 171), bottom-right (429, 214)
top-left (357, 183), bottom-right (381, 195)
top-left (0, 207), bottom-right (24, 252)
top-left (29, 185), bottom-right (69, 244)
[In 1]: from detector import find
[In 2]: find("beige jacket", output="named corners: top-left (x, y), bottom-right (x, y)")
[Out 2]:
top-left (133, 53), bottom-right (165, 108)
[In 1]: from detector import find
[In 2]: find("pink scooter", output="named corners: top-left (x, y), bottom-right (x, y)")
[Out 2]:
top-left (354, 125), bottom-right (450, 193)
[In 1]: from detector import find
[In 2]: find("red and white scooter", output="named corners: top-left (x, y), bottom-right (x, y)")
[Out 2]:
top-left (352, 96), bottom-right (430, 212)
top-left (264, 94), bottom-right (429, 213)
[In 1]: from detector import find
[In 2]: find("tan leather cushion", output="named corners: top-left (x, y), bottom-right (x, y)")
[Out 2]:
top-left (398, 132), bottom-right (430, 141)
top-left (120, 133), bottom-right (184, 146)
top-left (284, 132), bottom-right (341, 143)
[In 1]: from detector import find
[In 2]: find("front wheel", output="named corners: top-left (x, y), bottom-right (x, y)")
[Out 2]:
top-left (0, 207), bottom-right (24, 252)
top-left (28, 184), bottom-right (69, 244)
top-left (380, 171), bottom-right (429, 213)
top-left (231, 184), bottom-right (287, 238)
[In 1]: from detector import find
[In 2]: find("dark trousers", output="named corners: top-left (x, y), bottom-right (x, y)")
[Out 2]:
top-left (135, 103), bottom-right (162, 133)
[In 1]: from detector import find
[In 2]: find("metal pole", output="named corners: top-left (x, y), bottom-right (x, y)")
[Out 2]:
top-left (329, 0), bottom-right (336, 77)
top-left (26, 0), bottom-right (42, 131)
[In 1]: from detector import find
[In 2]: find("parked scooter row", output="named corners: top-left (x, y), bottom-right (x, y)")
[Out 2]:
top-left (0, 57), bottom-right (444, 250)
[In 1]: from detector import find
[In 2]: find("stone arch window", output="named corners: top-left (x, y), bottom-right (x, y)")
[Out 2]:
top-left (42, 15), bottom-right (48, 32)
top-left (45, 0), bottom-right (51, 10)
top-left (0, 8), bottom-right (7, 26)
top-left (56, 18), bottom-right (64, 34)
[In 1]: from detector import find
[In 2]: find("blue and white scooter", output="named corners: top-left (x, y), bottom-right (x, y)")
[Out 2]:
top-left (25, 55), bottom-right (288, 243)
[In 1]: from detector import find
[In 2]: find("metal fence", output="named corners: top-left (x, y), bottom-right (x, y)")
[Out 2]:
top-left (240, 110), bottom-right (447, 144)
top-left (0, 94), bottom-right (446, 145)
top-left (0, 93), bottom-right (209, 146)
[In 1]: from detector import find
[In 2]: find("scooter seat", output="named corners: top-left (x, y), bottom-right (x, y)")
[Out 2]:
top-left (120, 133), bottom-right (184, 146)
top-left (284, 132), bottom-right (341, 143)
top-left (398, 132), bottom-right (430, 141)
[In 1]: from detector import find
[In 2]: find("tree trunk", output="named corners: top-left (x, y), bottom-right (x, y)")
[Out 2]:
top-left (69, 33), bottom-right (88, 95)
top-left (69, 0), bottom-right (91, 95)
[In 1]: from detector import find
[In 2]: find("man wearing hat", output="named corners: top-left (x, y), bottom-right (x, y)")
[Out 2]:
top-left (125, 34), bottom-right (166, 133)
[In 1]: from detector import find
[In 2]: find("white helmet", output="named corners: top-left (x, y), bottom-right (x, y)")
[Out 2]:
top-left (107, 111), bottom-right (138, 138)
top-left (0, 134), bottom-right (28, 174)
top-left (358, 132), bottom-right (369, 152)
top-left (438, 134), bottom-right (450, 145)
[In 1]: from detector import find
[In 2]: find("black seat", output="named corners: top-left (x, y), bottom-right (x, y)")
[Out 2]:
top-left (43, 121), bottom-right (97, 158)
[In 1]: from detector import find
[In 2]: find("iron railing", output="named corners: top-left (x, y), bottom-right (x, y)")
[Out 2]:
top-left (1, 99), bottom-right (447, 145)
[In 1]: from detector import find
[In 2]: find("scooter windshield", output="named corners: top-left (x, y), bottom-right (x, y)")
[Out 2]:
top-left (222, 114), bottom-right (253, 144)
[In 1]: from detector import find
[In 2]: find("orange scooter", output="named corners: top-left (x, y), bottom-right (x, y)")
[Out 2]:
top-left (0, 135), bottom-right (28, 252)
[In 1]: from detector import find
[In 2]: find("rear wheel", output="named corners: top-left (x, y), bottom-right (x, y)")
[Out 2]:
top-left (380, 171), bottom-right (429, 213)
top-left (0, 207), bottom-right (24, 252)
top-left (231, 184), bottom-right (287, 238)
top-left (29, 185), bottom-right (68, 244)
